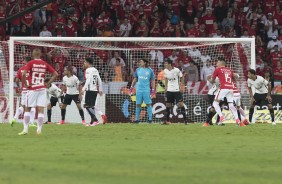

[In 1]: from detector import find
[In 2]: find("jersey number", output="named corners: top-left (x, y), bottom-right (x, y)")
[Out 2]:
top-left (32, 72), bottom-right (44, 86)
top-left (92, 75), bottom-right (97, 85)
top-left (225, 73), bottom-right (232, 83)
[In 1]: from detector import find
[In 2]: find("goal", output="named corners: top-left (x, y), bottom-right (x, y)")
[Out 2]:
top-left (2, 37), bottom-right (255, 124)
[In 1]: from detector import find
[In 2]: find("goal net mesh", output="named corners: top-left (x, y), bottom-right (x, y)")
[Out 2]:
top-left (1, 39), bottom-right (252, 123)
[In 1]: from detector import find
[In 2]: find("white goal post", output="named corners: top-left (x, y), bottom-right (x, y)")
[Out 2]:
top-left (6, 37), bottom-right (255, 123)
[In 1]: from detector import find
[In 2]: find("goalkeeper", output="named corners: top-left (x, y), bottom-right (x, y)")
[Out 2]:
top-left (130, 59), bottom-right (155, 123)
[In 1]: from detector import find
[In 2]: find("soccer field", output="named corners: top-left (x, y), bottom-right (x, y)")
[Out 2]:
top-left (0, 123), bottom-right (282, 184)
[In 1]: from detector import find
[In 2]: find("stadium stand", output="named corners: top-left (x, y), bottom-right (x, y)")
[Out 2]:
top-left (0, 0), bottom-right (281, 86)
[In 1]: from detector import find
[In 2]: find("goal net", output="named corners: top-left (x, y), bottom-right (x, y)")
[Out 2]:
top-left (2, 37), bottom-right (255, 124)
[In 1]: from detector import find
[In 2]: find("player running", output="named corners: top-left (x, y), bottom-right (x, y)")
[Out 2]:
top-left (19, 49), bottom-right (58, 135)
top-left (203, 76), bottom-right (221, 126)
top-left (81, 57), bottom-right (104, 126)
top-left (10, 56), bottom-right (36, 127)
top-left (45, 79), bottom-right (63, 124)
top-left (233, 74), bottom-right (249, 125)
top-left (130, 58), bottom-right (155, 123)
top-left (247, 69), bottom-right (275, 125)
top-left (58, 66), bottom-right (85, 124)
top-left (209, 57), bottom-right (244, 126)
top-left (163, 59), bottom-right (188, 125)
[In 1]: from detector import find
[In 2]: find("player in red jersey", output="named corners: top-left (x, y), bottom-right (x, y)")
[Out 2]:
top-left (209, 57), bottom-right (244, 126)
top-left (19, 49), bottom-right (58, 135)
top-left (10, 56), bottom-right (36, 127)
top-left (233, 74), bottom-right (249, 125)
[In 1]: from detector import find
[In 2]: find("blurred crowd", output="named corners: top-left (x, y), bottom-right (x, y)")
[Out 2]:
top-left (0, 0), bottom-right (281, 86)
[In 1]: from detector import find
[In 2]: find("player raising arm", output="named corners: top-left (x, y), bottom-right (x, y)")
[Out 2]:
top-left (19, 49), bottom-right (58, 135)
top-left (163, 59), bottom-right (188, 125)
top-left (247, 69), bottom-right (275, 125)
top-left (81, 57), bottom-right (103, 126)
top-left (45, 79), bottom-right (62, 124)
top-left (130, 59), bottom-right (155, 123)
top-left (209, 57), bottom-right (244, 126)
top-left (10, 56), bottom-right (36, 127)
top-left (59, 66), bottom-right (85, 125)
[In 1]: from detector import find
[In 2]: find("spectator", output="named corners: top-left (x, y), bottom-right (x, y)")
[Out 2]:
top-left (200, 49), bottom-right (211, 65)
top-left (113, 58), bottom-right (124, 82)
top-left (82, 11), bottom-right (95, 30)
top-left (214, 0), bottom-right (228, 23)
top-left (77, 23), bottom-right (92, 37)
top-left (15, 24), bottom-right (31, 36)
top-left (162, 19), bottom-right (174, 37)
top-left (273, 61), bottom-right (282, 81)
top-left (149, 49), bottom-right (164, 68)
top-left (119, 18), bottom-right (132, 37)
top-left (64, 19), bottom-right (77, 37)
top-left (39, 25), bottom-right (52, 37)
top-left (267, 35), bottom-right (282, 51)
top-left (135, 20), bottom-right (149, 37)
top-left (200, 60), bottom-right (215, 81)
top-left (150, 20), bottom-right (162, 37)
top-left (184, 60), bottom-right (199, 82)
top-left (184, 0), bottom-right (196, 25)
top-left (187, 47), bottom-right (201, 61)
top-left (267, 45), bottom-right (282, 68)
top-left (222, 11), bottom-right (235, 30)
top-left (109, 51), bottom-right (126, 70)
top-left (168, 50), bottom-right (178, 65)
top-left (103, 25), bottom-right (114, 37)
top-left (264, 13), bottom-right (278, 40)
top-left (201, 7), bottom-right (216, 31)
top-left (178, 51), bottom-right (192, 67)
top-left (21, 11), bottom-right (34, 35)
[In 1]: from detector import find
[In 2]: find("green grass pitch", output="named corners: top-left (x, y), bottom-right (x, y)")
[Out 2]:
top-left (1, 123), bottom-right (282, 184)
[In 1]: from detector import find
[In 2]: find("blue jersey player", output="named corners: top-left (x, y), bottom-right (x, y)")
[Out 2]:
top-left (130, 59), bottom-right (155, 123)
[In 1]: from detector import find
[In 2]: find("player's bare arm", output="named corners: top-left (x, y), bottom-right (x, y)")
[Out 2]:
top-left (46, 71), bottom-right (58, 86)
top-left (164, 77), bottom-right (168, 93)
top-left (22, 70), bottom-right (29, 88)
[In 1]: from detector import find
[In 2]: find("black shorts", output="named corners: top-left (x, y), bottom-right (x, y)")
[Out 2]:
top-left (84, 91), bottom-right (98, 107)
top-left (253, 93), bottom-right (271, 106)
top-left (166, 91), bottom-right (183, 103)
top-left (50, 96), bottom-right (59, 107)
top-left (63, 94), bottom-right (80, 105)
top-left (209, 95), bottom-right (228, 107)
top-left (208, 94), bottom-right (215, 106)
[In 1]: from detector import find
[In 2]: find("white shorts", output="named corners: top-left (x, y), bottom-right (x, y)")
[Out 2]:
top-left (21, 91), bottom-right (28, 106)
top-left (233, 93), bottom-right (241, 106)
top-left (215, 89), bottom-right (234, 103)
top-left (26, 89), bottom-right (47, 107)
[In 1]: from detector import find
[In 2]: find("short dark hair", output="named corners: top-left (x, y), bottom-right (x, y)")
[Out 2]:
top-left (142, 58), bottom-right (149, 64)
top-left (25, 56), bottom-right (32, 62)
top-left (44, 78), bottom-right (49, 83)
top-left (165, 58), bottom-right (173, 65)
top-left (85, 57), bottom-right (94, 65)
top-left (249, 69), bottom-right (256, 75)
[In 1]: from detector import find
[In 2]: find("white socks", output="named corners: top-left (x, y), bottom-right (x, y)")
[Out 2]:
top-left (213, 101), bottom-right (223, 117)
top-left (30, 107), bottom-right (36, 124)
top-left (238, 107), bottom-right (246, 119)
top-left (14, 106), bottom-right (24, 120)
top-left (37, 113), bottom-right (44, 133)
top-left (229, 103), bottom-right (239, 120)
top-left (23, 112), bottom-right (30, 133)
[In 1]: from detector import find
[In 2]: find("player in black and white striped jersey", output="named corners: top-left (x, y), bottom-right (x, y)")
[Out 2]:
top-left (81, 57), bottom-right (104, 126)
top-left (59, 66), bottom-right (85, 125)
top-left (45, 80), bottom-right (63, 124)
top-left (203, 77), bottom-right (221, 126)
top-left (247, 69), bottom-right (275, 125)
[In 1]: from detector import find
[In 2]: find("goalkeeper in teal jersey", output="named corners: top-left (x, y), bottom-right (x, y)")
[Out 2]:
top-left (130, 59), bottom-right (156, 123)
